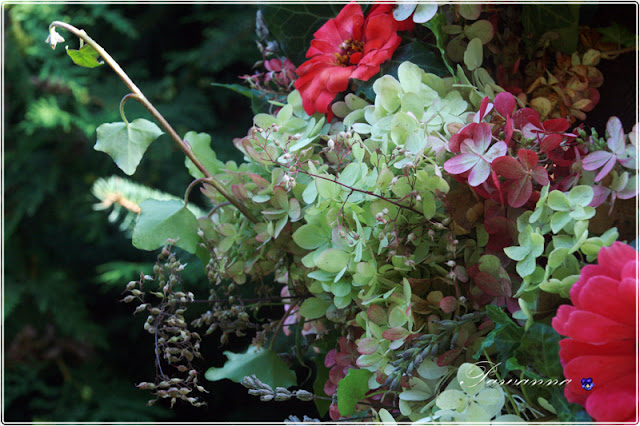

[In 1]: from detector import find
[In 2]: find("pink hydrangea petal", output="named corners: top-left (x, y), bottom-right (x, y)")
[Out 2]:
top-left (324, 380), bottom-right (337, 397)
top-left (468, 160), bottom-right (491, 187)
top-left (494, 92), bottom-right (516, 118)
top-left (484, 141), bottom-right (507, 161)
top-left (594, 155), bottom-right (617, 182)
top-left (325, 348), bottom-right (337, 367)
top-left (329, 364), bottom-right (345, 385)
top-left (582, 150), bottom-right (612, 172)
top-left (444, 153), bottom-right (478, 175)
top-left (606, 116), bottom-right (625, 154)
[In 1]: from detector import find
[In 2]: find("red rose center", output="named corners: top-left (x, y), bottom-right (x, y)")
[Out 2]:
top-left (335, 38), bottom-right (365, 66)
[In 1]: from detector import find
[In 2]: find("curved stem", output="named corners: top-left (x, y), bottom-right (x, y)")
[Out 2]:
top-left (48, 21), bottom-right (258, 223)
top-left (119, 93), bottom-right (140, 126)
top-left (184, 177), bottom-right (210, 208)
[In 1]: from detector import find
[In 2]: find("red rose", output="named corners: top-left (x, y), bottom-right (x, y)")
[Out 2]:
top-left (552, 242), bottom-right (638, 422)
top-left (294, 2), bottom-right (405, 119)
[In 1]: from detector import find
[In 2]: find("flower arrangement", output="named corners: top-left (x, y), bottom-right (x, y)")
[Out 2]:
top-left (46, 2), bottom-right (637, 423)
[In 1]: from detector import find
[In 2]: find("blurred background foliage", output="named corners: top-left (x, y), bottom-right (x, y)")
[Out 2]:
top-left (3, 2), bottom-right (636, 422)
top-left (3, 3), bottom-right (314, 421)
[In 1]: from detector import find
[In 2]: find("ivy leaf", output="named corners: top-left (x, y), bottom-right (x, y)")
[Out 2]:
top-left (598, 22), bottom-right (636, 47)
top-left (183, 131), bottom-right (224, 179)
top-left (205, 345), bottom-right (296, 389)
top-left (337, 369), bottom-right (370, 416)
top-left (313, 357), bottom-right (330, 416)
top-left (260, 4), bottom-right (345, 65)
top-left (549, 388), bottom-right (592, 422)
top-left (513, 323), bottom-right (563, 379)
top-left (211, 82), bottom-right (286, 115)
top-left (132, 199), bottom-right (199, 253)
top-left (474, 305), bottom-right (523, 375)
top-left (522, 4), bottom-right (581, 53)
top-left (354, 40), bottom-right (447, 101)
top-left (66, 44), bottom-right (104, 68)
top-left (94, 119), bottom-right (164, 175)
top-left (423, 13), bottom-right (456, 77)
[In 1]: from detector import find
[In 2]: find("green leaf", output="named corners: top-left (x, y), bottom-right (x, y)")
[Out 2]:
top-left (132, 199), bottom-right (199, 253)
top-left (292, 224), bottom-right (329, 250)
top-left (463, 38), bottom-right (483, 71)
top-left (464, 20), bottom-right (494, 44)
top-left (313, 357), bottom-right (331, 415)
top-left (422, 195), bottom-right (436, 220)
top-left (205, 345), bottom-right (296, 389)
top-left (261, 4), bottom-right (345, 65)
top-left (550, 211), bottom-right (572, 234)
top-left (316, 248), bottom-right (350, 273)
top-left (212, 82), bottom-right (287, 115)
top-left (522, 4), bottom-right (581, 53)
top-left (549, 388), bottom-right (592, 422)
top-left (514, 323), bottom-right (563, 379)
top-left (298, 297), bottom-right (331, 320)
top-left (548, 247), bottom-right (570, 269)
top-left (424, 13), bottom-right (456, 77)
top-left (183, 131), bottom-right (224, 179)
top-left (474, 306), bottom-right (523, 375)
top-left (567, 185), bottom-right (593, 207)
top-left (66, 44), bottom-right (104, 68)
top-left (598, 22), bottom-right (636, 47)
top-left (354, 41), bottom-right (447, 100)
top-left (547, 190), bottom-right (571, 211)
top-left (504, 246), bottom-right (529, 261)
top-left (94, 119), bottom-right (164, 175)
top-left (337, 369), bottom-right (370, 416)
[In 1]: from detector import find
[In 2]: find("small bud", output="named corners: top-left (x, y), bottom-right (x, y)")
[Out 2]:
top-left (295, 390), bottom-right (314, 401)
top-left (123, 295), bottom-right (135, 303)
top-left (260, 394), bottom-right (274, 402)
top-left (327, 139), bottom-right (335, 150)
top-left (382, 208), bottom-right (389, 215)
top-left (134, 304), bottom-right (148, 314)
top-left (416, 194), bottom-right (422, 202)
top-left (45, 27), bottom-right (65, 49)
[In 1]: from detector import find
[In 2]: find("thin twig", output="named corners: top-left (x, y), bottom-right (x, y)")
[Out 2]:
top-left (48, 21), bottom-right (258, 223)
top-left (301, 170), bottom-right (422, 215)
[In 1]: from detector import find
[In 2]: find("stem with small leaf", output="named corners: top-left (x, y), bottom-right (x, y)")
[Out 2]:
top-left (47, 21), bottom-right (258, 223)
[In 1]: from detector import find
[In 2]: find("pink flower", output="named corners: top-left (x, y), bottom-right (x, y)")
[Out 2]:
top-left (552, 242), bottom-right (638, 422)
top-left (583, 116), bottom-right (636, 182)
top-left (294, 2), bottom-right (406, 118)
top-left (444, 122), bottom-right (507, 187)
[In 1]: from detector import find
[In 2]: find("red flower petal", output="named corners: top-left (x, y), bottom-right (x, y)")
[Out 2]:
top-left (596, 241), bottom-right (637, 279)
top-left (559, 339), bottom-right (636, 363)
top-left (576, 276), bottom-right (635, 325)
top-left (558, 308), bottom-right (635, 344)
top-left (563, 354), bottom-right (636, 398)
top-left (584, 376), bottom-right (637, 422)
